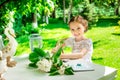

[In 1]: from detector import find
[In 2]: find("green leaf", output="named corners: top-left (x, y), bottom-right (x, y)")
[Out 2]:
top-left (64, 67), bottom-right (74, 75)
top-left (45, 51), bottom-right (51, 59)
top-left (52, 47), bottom-right (62, 58)
top-left (49, 65), bottom-right (58, 73)
top-left (29, 52), bottom-right (40, 63)
top-left (34, 48), bottom-right (50, 58)
top-left (52, 47), bottom-right (62, 63)
top-left (57, 60), bottom-right (63, 67)
top-left (28, 62), bottom-right (38, 68)
top-left (49, 70), bottom-right (59, 76)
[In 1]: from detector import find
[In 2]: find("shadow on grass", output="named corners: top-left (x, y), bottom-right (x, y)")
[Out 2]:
top-left (96, 18), bottom-right (119, 27)
top-left (44, 23), bottom-right (69, 30)
top-left (39, 19), bottom-right (69, 30)
top-left (92, 57), bottom-right (103, 60)
top-left (93, 39), bottom-right (111, 49)
top-left (112, 33), bottom-right (120, 36)
top-left (93, 40), bottom-right (101, 48)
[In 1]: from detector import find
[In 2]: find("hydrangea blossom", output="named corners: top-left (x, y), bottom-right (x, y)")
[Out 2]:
top-left (29, 48), bottom-right (74, 75)
top-left (58, 65), bottom-right (65, 75)
top-left (36, 58), bottom-right (52, 72)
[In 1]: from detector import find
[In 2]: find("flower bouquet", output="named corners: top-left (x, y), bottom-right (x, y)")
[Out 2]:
top-left (28, 47), bottom-right (74, 76)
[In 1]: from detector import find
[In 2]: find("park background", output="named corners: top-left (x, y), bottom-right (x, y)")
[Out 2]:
top-left (0, 0), bottom-right (120, 79)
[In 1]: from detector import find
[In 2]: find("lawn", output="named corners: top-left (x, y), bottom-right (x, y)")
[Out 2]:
top-left (15, 19), bottom-right (120, 80)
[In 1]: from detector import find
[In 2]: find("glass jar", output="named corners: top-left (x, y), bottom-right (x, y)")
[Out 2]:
top-left (29, 34), bottom-right (42, 51)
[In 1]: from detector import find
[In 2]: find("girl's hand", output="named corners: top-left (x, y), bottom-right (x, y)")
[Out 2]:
top-left (51, 45), bottom-right (61, 54)
top-left (51, 38), bottom-right (66, 54)
top-left (51, 47), bottom-right (57, 53)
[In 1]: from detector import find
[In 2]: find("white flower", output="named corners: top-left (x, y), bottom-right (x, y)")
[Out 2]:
top-left (58, 65), bottom-right (65, 75)
top-left (36, 58), bottom-right (52, 72)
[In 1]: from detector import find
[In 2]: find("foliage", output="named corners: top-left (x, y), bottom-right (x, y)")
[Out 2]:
top-left (29, 48), bottom-right (50, 63)
top-left (93, 0), bottom-right (118, 7)
top-left (57, 0), bottom-right (69, 9)
top-left (0, 0), bottom-right (119, 36)
top-left (74, 1), bottom-right (98, 26)
top-left (43, 0), bottom-right (54, 16)
top-left (28, 47), bottom-right (74, 76)
top-left (0, 0), bottom-right (55, 35)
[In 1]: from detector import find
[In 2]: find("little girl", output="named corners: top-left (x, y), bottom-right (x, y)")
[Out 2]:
top-left (52, 15), bottom-right (93, 62)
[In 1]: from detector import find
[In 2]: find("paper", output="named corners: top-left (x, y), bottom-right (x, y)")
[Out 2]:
top-left (63, 59), bottom-right (94, 72)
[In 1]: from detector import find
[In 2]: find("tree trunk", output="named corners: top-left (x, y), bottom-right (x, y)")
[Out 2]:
top-left (32, 12), bottom-right (38, 28)
top-left (115, 0), bottom-right (120, 16)
top-left (51, 7), bottom-right (56, 18)
top-left (67, 0), bottom-right (73, 23)
top-left (89, 0), bottom-right (93, 3)
top-left (45, 15), bottom-right (49, 24)
top-left (63, 0), bottom-right (66, 23)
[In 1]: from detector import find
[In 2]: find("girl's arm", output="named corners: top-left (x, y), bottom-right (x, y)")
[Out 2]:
top-left (51, 38), bottom-right (67, 53)
top-left (60, 48), bottom-right (87, 59)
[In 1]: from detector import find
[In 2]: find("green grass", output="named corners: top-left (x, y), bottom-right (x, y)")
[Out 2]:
top-left (87, 27), bottom-right (120, 80)
top-left (15, 19), bottom-right (120, 80)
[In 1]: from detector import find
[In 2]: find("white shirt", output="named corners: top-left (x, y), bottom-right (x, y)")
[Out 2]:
top-left (64, 37), bottom-right (93, 62)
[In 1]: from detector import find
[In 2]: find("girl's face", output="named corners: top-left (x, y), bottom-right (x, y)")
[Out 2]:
top-left (69, 22), bottom-right (85, 39)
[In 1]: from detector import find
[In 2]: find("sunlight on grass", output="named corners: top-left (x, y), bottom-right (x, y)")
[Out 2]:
top-left (15, 42), bottom-right (31, 56)
top-left (41, 28), bottom-right (71, 40)
top-left (15, 35), bottom-right (31, 56)
top-left (41, 28), bottom-right (71, 51)
top-left (86, 26), bottom-right (120, 80)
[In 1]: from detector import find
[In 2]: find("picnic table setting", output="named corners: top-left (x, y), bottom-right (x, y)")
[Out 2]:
top-left (4, 54), bottom-right (117, 80)
top-left (0, 28), bottom-right (117, 80)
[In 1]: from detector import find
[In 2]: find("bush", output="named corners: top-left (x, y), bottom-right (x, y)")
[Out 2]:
top-left (14, 23), bottom-right (39, 37)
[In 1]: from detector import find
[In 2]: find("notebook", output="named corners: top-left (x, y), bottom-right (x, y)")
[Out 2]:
top-left (63, 59), bottom-right (94, 72)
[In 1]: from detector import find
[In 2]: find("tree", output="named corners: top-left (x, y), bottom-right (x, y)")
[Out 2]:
top-left (63, 0), bottom-right (66, 23)
top-left (0, 0), bottom-right (54, 29)
top-left (42, 0), bottom-right (54, 24)
top-left (115, 0), bottom-right (120, 16)
top-left (67, 0), bottom-right (73, 23)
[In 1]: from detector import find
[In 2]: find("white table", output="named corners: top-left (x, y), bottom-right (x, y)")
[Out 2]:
top-left (4, 55), bottom-right (117, 80)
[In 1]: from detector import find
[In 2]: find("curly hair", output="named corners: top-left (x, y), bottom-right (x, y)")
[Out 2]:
top-left (68, 15), bottom-right (88, 32)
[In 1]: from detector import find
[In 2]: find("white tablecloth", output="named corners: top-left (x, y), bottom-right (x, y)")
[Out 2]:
top-left (4, 55), bottom-right (117, 80)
